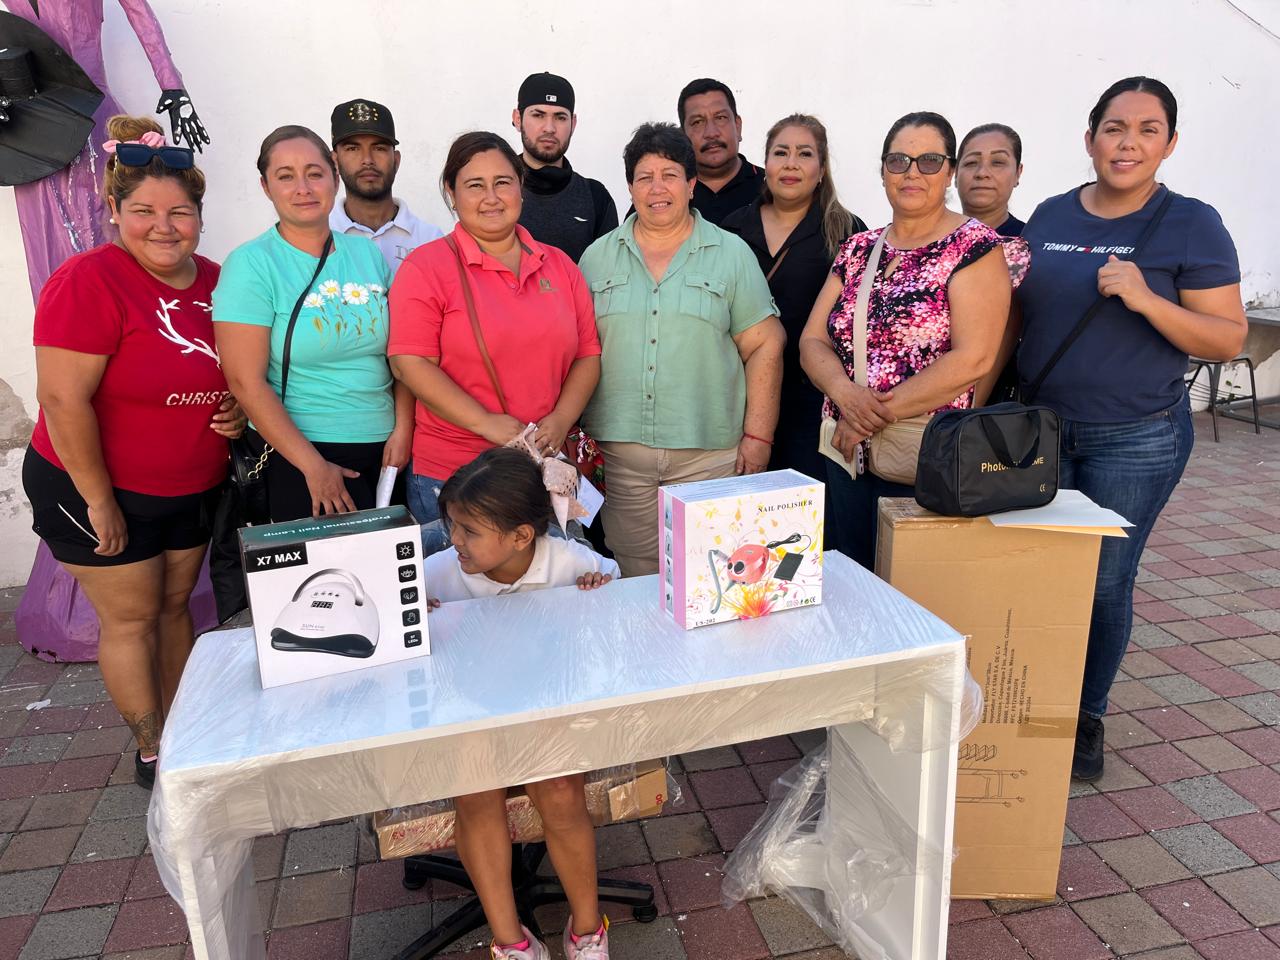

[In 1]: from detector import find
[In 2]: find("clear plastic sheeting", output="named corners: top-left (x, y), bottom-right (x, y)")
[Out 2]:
top-left (146, 551), bottom-right (969, 960)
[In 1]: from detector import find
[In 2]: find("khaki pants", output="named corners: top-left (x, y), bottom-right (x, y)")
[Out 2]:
top-left (598, 441), bottom-right (738, 578)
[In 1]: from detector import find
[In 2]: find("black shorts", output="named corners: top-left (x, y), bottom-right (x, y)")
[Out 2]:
top-left (23, 447), bottom-right (222, 567)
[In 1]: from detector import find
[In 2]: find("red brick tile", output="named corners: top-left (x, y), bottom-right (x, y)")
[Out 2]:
top-left (1003, 905), bottom-right (1111, 960)
top-left (1142, 878), bottom-right (1251, 940)
top-left (1201, 615), bottom-right (1267, 639)
top-left (127, 854), bottom-right (169, 901)
top-left (688, 766), bottom-right (762, 810)
top-left (1153, 645), bottom-right (1224, 674)
top-left (0, 915), bottom-right (37, 960)
top-left (351, 859), bottom-right (432, 914)
top-left (746, 759), bottom-right (796, 795)
top-left (1109, 786), bottom-right (1202, 830)
top-left (1190, 668), bottom-right (1266, 698)
top-left (1135, 600), bottom-right (1192, 620)
top-left (1227, 726), bottom-right (1280, 764)
top-left (1215, 813), bottom-right (1280, 863)
top-left (82, 702), bottom-right (125, 729)
top-left (734, 736), bottom-right (800, 765)
top-left (1219, 766), bottom-right (1280, 811)
top-left (1153, 544), bottom-right (1204, 561)
top-left (1197, 929), bottom-right (1280, 960)
top-left (1141, 565), bottom-right (1198, 584)
top-left (19, 705), bottom-right (88, 736)
top-left (6, 661), bottom-right (63, 684)
top-left (1224, 555), bottom-right (1271, 573)
top-left (266, 918), bottom-right (350, 960)
top-left (0, 762), bottom-right (53, 800)
top-left (1184, 558), bottom-right (1237, 577)
top-left (1265, 926), bottom-right (1280, 947)
top-left (1133, 706), bottom-right (1215, 741)
top-left (949, 899), bottom-right (993, 923)
top-left (945, 917), bottom-right (1032, 959)
top-left (0, 824), bottom-right (81, 871)
top-left (1118, 743), bottom-right (1210, 784)
top-left (657, 853), bottom-right (725, 912)
top-left (1245, 588), bottom-right (1280, 607)
top-left (1064, 794), bottom-right (1143, 842)
top-left (704, 803), bottom-right (766, 852)
top-left (1055, 845), bottom-right (1128, 901)
top-left (42, 754), bottom-right (118, 792)
top-left (675, 903), bottom-right (769, 960)
top-left (45, 858), bottom-right (135, 912)
top-left (103, 895), bottom-right (187, 951)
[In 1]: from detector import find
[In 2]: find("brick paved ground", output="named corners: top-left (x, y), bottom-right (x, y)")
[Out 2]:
top-left (0, 410), bottom-right (1277, 960)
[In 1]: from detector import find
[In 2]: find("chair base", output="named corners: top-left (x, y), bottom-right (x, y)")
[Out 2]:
top-left (391, 842), bottom-right (657, 960)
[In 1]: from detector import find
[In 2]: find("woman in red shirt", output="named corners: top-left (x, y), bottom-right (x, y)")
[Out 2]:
top-left (22, 115), bottom-right (244, 790)
top-left (388, 131), bottom-right (600, 526)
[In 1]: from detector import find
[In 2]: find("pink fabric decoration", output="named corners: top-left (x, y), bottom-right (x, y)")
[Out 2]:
top-left (101, 130), bottom-right (167, 154)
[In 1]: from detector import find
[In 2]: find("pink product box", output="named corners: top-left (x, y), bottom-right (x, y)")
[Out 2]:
top-left (658, 470), bottom-right (824, 629)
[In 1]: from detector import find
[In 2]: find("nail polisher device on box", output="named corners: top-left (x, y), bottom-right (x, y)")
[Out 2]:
top-left (271, 569), bottom-right (379, 658)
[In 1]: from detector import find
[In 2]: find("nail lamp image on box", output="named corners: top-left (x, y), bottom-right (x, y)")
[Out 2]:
top-left (708, 533), bottom-right (811, 614)
top-left (271, 569), bottom-right (380, 658)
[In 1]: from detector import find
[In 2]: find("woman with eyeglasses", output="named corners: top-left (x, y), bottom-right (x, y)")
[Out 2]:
top-left (1015, 77), bottom-right (1246, 782)
top-left (22, 114), bottom-right (244, 789)
top-left (799, 111), bottom-right (1029, 569)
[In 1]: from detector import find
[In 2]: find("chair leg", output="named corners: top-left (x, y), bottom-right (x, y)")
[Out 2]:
top-left (598, 876), bottom-right (659, 921)
top-left (1208, 362), bottom-right (1221, 443)
top-left (390, 895), bottom-right (488, 960)
top-left (1245, 357), bottom-right (1261, 434)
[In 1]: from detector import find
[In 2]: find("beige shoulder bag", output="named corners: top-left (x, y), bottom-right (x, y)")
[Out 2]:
top-left (853, 229), bottom-right (933, 486)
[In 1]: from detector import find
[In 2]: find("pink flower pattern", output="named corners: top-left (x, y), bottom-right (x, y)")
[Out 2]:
top-left (822, 218), bottom-right (1030, 420)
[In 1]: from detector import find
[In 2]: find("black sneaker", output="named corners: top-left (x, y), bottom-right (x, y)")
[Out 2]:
top-left (134, 751), bottom-right (157, 790)
top-left (1072, 712), bottom-right (1105, 782)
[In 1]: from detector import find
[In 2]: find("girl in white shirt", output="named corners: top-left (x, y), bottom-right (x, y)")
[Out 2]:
top-left (423, 447), bottom-right (617, 960)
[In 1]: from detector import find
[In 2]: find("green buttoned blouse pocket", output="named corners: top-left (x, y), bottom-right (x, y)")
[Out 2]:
top-left (679, 274), bottom-right (730, 331)
top-left (590, 274), bottom-right (630, 319)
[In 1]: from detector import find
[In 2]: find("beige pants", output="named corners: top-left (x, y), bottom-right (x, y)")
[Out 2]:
top-left (598, 441), bottom-right (738, 578)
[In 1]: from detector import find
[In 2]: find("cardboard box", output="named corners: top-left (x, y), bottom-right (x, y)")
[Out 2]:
top-left (659, 470), bottom-right (824, 629)
top-left (241, 506), bottom-right (428, 689)
top-left (371, 760), bottom-right (671, 859)
top-left (876, 498), bottom-right (1111, 900)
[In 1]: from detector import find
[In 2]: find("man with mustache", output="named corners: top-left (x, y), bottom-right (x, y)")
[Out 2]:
top-left (679, 78), bottom-right (763, 225)
top-left (329, 98), bottom-right (442, 275)
top-left (513, 72), bottom-right (618, 263)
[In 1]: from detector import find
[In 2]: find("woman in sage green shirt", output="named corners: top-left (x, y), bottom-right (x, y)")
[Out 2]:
top-left (579, 123), bottom-right (785, 577)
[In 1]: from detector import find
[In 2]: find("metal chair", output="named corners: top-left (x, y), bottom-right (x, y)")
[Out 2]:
top-left (1186, 355), bottom-right (1261, 442)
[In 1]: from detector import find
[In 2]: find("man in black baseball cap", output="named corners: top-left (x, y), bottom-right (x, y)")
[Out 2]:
top-left (512, 72), bottom-right (617, 263)
top-left (329, 97), bottom-right (441, 274)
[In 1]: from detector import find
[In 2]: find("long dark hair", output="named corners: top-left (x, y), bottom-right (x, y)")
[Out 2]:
top-left (760, 113), bottom-right (853, 258)
top-left (438, 448), bottom-right (553, 537)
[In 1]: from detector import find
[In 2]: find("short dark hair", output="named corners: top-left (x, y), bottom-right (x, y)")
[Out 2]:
top-left (677, 78), bottom-right (737, 125)
top-left (959, 123), bottom-right (1023, 166)
top-left (438, 447), bottom-right (553, 538)
top-left (439, 131), bottom-right (524, 204)
top-left (1088, 76), bottom-right (1177, 138)
top-left (256, 125), bottom-right (336, 179)
top-left (623, 122), bottom-right (696, 184)
top-left (881, 111), bottom-right (957, 163)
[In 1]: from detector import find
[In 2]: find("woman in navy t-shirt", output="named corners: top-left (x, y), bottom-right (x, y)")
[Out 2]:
top-left (1016, 77), bottom-right (1247, 783)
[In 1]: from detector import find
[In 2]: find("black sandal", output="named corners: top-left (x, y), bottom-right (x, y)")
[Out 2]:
top-left (134, 751), bottom-right (157, 790)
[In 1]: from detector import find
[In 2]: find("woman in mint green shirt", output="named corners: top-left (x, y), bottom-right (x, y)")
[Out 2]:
top-left (214, 125), bottom-right (413, 520)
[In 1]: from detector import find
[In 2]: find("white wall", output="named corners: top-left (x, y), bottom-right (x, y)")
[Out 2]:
top-left (1, 0), bottom-right (1278, 585)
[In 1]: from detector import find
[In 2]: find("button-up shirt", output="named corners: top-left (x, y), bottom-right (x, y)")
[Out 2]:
top-left (691, 157), bottom-right (764, 226)
top-left (330, 197), bottom-right (444, 276)
top-left (578, 210), bottom-right (777, 450)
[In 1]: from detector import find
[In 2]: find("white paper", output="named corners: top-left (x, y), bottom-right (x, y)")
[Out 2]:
top-left (577, 475), bottom-right (604, 527)
top-left (375, 466), bottom-right (398, 509)
top-left (989, 488), bottom-right (1133, 530)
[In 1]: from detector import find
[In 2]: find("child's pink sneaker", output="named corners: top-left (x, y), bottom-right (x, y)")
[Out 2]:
top-left (489, 926), bottom-right (549, 960)
top-left (563, 915), bottom-right (609, 960)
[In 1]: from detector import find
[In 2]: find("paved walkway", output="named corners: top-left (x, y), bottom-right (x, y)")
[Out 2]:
top-left (0, 410), bottom-right (1277, 960)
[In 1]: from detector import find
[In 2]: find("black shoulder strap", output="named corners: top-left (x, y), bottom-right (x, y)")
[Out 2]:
top-left (279, 233), bottom-right (333, 401)
top-left (1023, 189), bottom-right (1174, 404)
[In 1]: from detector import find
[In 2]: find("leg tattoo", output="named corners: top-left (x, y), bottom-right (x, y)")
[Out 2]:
top-left (123, 711), bottom-right (162, 755)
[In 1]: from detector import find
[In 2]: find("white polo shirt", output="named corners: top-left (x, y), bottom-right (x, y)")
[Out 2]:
top-left (423, 535), bottom-right (620, 602)
top-left (329, 197), bottom-right (444, 276)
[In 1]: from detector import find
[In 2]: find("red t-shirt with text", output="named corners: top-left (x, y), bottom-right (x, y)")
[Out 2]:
top-left (30, 244), bottom-right (230, 496)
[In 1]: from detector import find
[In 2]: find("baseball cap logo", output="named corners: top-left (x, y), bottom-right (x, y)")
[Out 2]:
top-left (351, 102), bottom-right (376, 123)
top-left (545, 94), bottom-right (557, 103)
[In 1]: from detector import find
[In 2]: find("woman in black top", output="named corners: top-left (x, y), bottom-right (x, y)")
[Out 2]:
top-left (957, 123), bottom-right (1025, 237)
top-left (723, 114), bottom-right (866, 484)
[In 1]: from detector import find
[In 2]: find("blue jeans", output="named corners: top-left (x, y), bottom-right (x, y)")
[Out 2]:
top-left (407, 472), bottom-right (451, 555)
top-left (1062, 396), bottom-right (1194, 717)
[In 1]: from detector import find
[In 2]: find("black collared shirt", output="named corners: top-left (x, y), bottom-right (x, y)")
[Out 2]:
top-left (691, 156), bottom-right (764, 225)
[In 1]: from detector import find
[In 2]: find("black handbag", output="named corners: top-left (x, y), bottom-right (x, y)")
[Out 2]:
top-left (208, 235), bottom-right (333, 622)
top-left (915, 403), bottom-right (1060, 517)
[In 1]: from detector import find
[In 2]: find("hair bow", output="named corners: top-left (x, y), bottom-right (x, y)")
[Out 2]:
top-left (102, 131), bottom-right (167, 154)
top-left (506, 424), bottom-right (590, 530)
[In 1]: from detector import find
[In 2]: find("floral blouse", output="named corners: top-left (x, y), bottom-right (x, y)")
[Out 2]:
top-left (822, 218), bottom-right (1030, 420)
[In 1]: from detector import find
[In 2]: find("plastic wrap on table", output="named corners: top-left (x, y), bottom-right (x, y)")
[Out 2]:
top-left (722, 736), bottom-right (942, 960)
top-left (368, 760), bottom-right (679, 859)
top-left (146, 552), bottom-right (967, 960)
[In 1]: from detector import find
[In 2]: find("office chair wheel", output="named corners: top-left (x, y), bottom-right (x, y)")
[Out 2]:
top-left (633, 904), bottom-right (658, 923)
top-left (402, 859), bottom-right (430, 891)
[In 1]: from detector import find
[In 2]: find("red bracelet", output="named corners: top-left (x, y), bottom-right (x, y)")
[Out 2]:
top-left (743, 432), bottom-right (774, 446)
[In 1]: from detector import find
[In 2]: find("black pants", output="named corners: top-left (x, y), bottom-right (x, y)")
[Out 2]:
top-left (824, 460), bottom-right (914, 571)
top-left (245, 428), bottom-right (403, 522)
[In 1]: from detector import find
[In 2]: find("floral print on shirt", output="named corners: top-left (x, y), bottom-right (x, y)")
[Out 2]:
top-left (822, 218), bottom-right (1030, 420)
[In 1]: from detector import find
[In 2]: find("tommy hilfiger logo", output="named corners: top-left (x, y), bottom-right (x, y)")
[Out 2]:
top-left (1040, 242), bottom-right (1135, 255)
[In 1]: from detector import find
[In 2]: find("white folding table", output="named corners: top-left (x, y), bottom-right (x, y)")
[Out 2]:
top-left (147, 551), bottom-right (965, 960)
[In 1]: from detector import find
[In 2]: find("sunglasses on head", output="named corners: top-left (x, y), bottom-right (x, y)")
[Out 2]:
top-left (882, 152), bottom-right (952, 175)
top-left (114, 142), bottom-right (196, 170)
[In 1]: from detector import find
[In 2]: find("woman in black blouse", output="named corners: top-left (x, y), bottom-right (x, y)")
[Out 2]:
top-left (957, 123), bottom-right (1025, 237)
top-left (723, 114), bottom-right (866, 484)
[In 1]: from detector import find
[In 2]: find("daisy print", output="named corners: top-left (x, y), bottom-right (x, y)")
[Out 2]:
top-left (318, 279), bottom-right (341, 300)
top-left (342, 282), bottom-right (370, 306)
top-left (303, 293), bottom-right (325, 309)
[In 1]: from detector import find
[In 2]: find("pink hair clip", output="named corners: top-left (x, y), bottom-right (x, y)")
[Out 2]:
top-left (102, 131), bottom-right (167, 155)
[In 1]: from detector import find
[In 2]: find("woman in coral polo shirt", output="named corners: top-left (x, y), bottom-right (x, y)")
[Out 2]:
top-left (388, 131), bottom-right (600, 525)
top-left (22, 115), bottom-right (244, 789)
